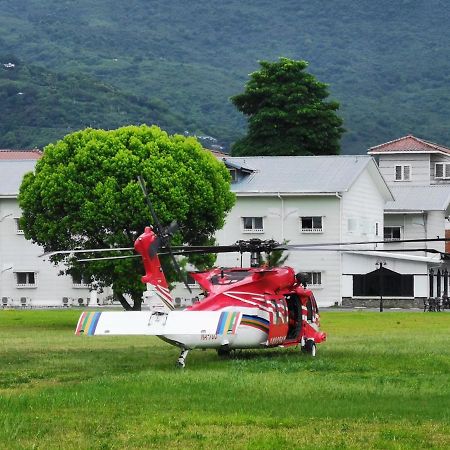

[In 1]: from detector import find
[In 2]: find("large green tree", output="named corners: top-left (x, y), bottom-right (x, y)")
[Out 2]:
top-left (19, 125), bottom-right (235, 310)
top-left (231, 58), bottom-right (345, 156)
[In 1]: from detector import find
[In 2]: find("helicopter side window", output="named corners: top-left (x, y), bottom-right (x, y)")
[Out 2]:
top-left (306, 298), bottom-right (313, 322)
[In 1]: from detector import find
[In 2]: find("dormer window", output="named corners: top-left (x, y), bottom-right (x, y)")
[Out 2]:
top-left (229, 168), bottom-right (238, 182)
top-left (395, 165), bottom-right (411, 181)
top-left (435, 163), bottom-right (450, 179)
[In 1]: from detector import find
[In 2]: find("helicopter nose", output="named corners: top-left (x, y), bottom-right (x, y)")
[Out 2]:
top-left (316, 332), bottom-right (327, 343)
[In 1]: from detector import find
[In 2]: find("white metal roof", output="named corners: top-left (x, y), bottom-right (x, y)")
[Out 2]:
top-left (385, 185), bottom-right (450, 212)
top-left (225, 155), bottom-right (392, 199)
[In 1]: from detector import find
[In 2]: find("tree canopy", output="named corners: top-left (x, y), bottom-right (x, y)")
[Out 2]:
top-left (19, 125), bottom-right (235, 309)
top-left (231, 58), bottom-right (345, 156)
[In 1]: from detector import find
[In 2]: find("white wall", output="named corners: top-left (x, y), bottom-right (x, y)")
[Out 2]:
top-left (430, 154), bottom-right (450, 185)
top-left (378, 153), bottom-right (430, 186)
top-left (341, 167), bottom-right (386, 244)
top-left (215, 194), bottom-right (343, 307)
top-left (0, 197), bottom-right (92, 307)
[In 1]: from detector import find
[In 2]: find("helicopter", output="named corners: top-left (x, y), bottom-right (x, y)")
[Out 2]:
top-left (70, 178), bottom-right (449, 368)
top-left (75, 224), bottom-right (327, 367)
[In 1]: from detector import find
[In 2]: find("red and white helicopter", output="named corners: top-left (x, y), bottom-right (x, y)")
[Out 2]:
top-left (75, 224), bottom-right (326, 367)
top-left (70, 178), bottom-right (447, 368)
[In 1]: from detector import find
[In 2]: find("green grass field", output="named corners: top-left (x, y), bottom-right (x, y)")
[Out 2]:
top-left (1, 310), bottom-right (449, 449)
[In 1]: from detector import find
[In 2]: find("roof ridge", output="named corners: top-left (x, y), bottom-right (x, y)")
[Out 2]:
top-left (369, 135), bottom-right (450, 154)
top-left (368, 135), bottom-right (414, 151)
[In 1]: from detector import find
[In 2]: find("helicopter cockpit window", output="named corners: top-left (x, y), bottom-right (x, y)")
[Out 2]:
top-left (210, 270), bottom-right (251, 285)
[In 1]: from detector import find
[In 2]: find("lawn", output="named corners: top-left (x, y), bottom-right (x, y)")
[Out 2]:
top-left (0, 309), bottom-right (449, 449)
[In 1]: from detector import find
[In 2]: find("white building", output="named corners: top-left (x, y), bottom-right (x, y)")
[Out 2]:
top-left (3, 141), bottom-right (447, 308)
top-left (368, 135), bottom-right (450, 300)
top-left (190, 153), bottom-right (441, 308)
top-left (211, 155), bottom-right (396, 307)
top-left (0, 150), bottom-right (93, 307)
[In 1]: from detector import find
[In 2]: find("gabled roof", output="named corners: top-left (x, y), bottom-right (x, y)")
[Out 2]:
top-left (0, 149), bottom-right (43, 160)
top-left (368, 135), bottom-right (450, 156)
top-left (223, 155), bottom-right (393, 200)
top-left (385, 185), bottom-right (450, 212)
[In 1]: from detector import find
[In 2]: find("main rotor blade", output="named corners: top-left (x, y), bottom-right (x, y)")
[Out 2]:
top-left (279, 237), bottom-right (449, 249)
top-left (77, 255), bottom-right (141, 262)
top-left (163, 247), bottom-right (443, 256)
top-left (137, 175), bottom-right (163, 234)
top-left (39, 247), bottom-right (134, 257)
top-left (159, 245), bottom-right (241, 256)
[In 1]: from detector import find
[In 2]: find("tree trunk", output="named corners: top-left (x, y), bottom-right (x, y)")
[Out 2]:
top-left (114, 292), bottom-right (142, 311)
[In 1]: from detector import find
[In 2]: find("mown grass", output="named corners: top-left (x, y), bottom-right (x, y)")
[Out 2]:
top-left (0, 309), bottom-right (449, 449)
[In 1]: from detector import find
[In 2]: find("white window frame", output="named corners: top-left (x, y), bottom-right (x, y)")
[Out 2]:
top-left (242, 217), bottom-right (264, 233)
top-left (186, 273), bottom-right (200, 289)
top-left (305, 271), bottom-right (323, 288)
top-left (394, 165), bottom-right (411, 181)
top-left (72, 274), bottom-right (91, 289)
top-left (300, 216), bottom-right (323, 233)
top-left (435, 162), bottom-right (450, 179)
top-left (384, 226), bottom-right (402, 241)
top-left (15, 271), bottom-right (37, 288)
top-left (14, 217), bottom-right (24, 234)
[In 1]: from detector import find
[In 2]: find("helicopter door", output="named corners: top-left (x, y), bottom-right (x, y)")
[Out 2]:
top-left (285, 294), bottom-right (301, 340)
top-left (267, 297), bottom-right (289, 346)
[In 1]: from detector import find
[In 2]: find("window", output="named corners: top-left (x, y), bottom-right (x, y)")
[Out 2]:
top-left (228, 168), bottom-right (238, 182)
top-left (14, 217), bottom-right (24, 234)
top-left (395, 165), bottom-right (411, 181)
top-left (301, 216), bottom-right (323, 233)
top-left (384, 226), bottom-right (401, 241)
top-left (72, 274), bottom-right (91, 288)
top-left (305, 271), bottom-right (322, 287)
top-left (375, 222), bottom-right (380, 236)
top-left (435, 163), bottom-right (450, 179)
top-left (242, 217), bottom-right (264, 233)
top-left (186, 273), bottom-right (200, 288)
top-left (16, 272), bottom-right (37, 288)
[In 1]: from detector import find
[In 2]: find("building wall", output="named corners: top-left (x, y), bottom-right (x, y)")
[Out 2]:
top-left (214, 194), bottom-right (342, 307)
top-left (0, 197), bottom-right (91, 307)
top-left (342, 252), bottom-right (430, 305)
top-left (430, 154), bottom-right (450, 185)
top-left (341, 168), bottom-right (386, 244)
top-left (377, 153), bottom-right (430, 186)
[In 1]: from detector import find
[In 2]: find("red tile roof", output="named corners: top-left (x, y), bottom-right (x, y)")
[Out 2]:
top-left (0, 149), bottom-right (43, 160)
top-left (207, 148), bottom-right (229, 158)
top-left (368, 135), bottom-right (450, 155)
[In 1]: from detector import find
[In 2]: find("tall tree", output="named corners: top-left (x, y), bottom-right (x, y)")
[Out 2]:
top-left (19, 125), bottom-right (235, 310)
top-left (231, 58), bottom-right (344, 156)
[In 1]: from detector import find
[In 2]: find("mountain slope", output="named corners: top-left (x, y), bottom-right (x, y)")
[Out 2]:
top-left (0, 59), bottom-right (184, 148)
top-left (1, 0), bottom-right (450, 153)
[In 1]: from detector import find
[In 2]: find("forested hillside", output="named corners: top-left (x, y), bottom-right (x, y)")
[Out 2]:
top-left (1, 0), bottom-right (450, 153)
